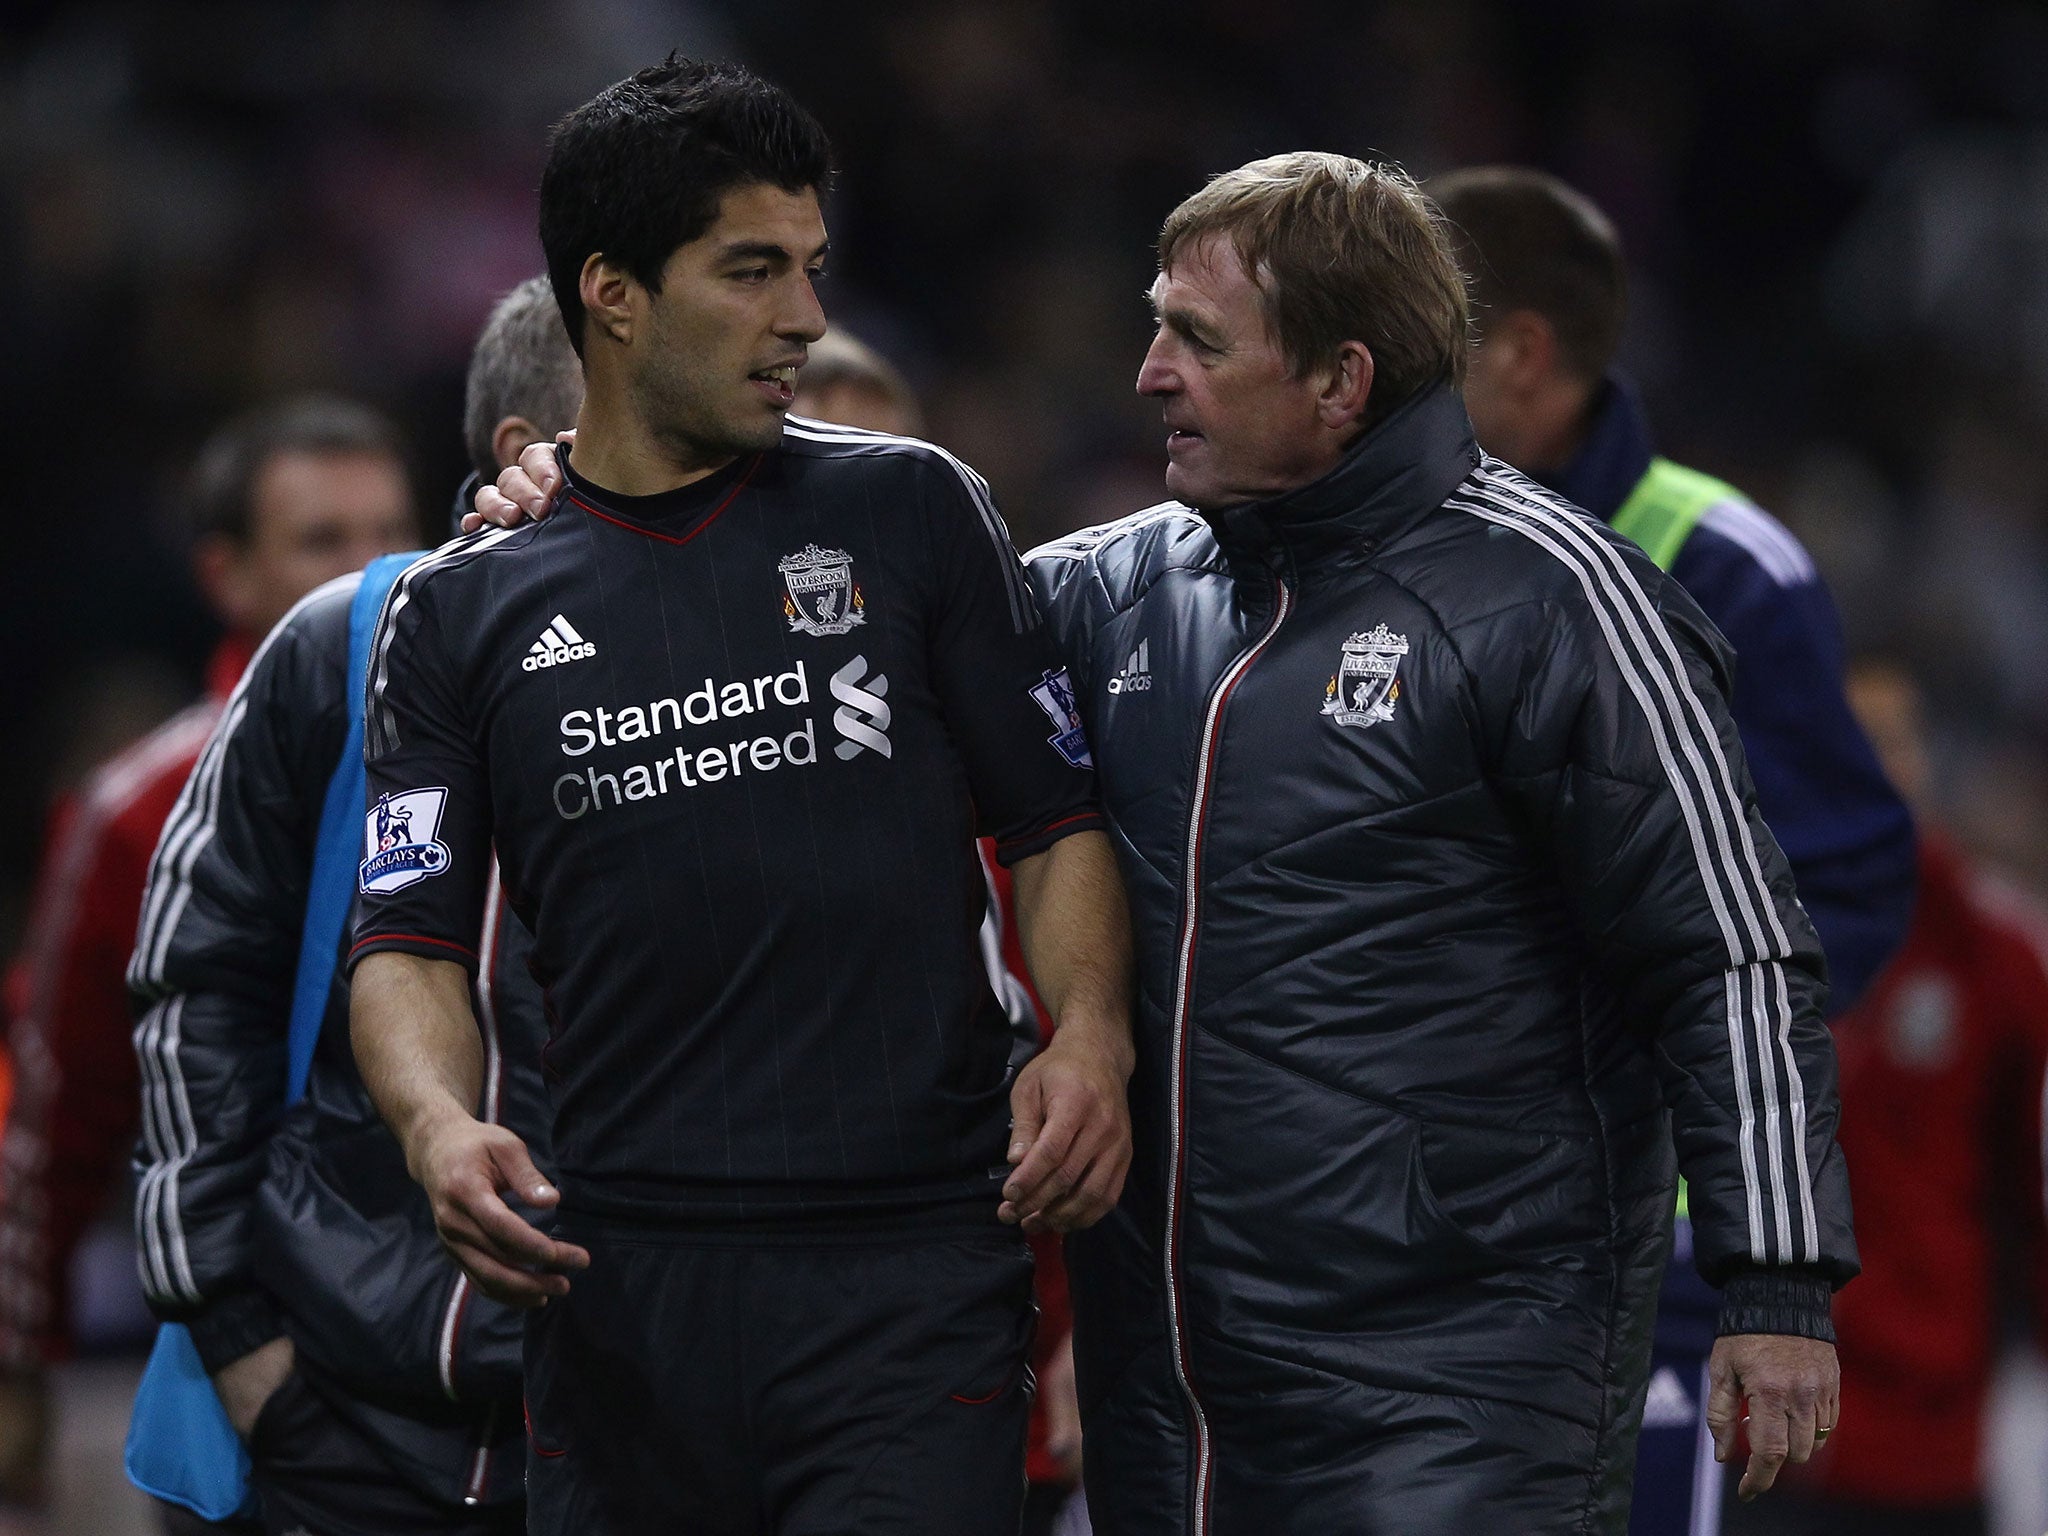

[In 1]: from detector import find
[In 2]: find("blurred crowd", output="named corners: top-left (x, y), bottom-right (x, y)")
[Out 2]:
top-left (3, 0), bottom-right (2048, 1531)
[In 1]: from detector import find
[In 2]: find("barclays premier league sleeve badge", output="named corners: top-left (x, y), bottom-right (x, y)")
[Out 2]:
top-left (360, 788), bottom-right (454, 894)
top-left (1028, 668), bottom-right (1093, 768)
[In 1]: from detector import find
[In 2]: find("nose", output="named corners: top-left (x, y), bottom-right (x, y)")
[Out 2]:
top-left (783, 275), bottom-right (828, 346)
top-left (1136, 333), bottom-right (1178, 398)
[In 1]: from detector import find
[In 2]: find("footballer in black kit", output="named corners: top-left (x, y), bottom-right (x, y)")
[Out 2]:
top-left (350, 421), bottom-right (1104, 1528)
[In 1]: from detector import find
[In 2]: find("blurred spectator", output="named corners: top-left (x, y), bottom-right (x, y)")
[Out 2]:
top-left (1725, 659), bottom-right (2048, 1536)
top-left (0, 397), bottom-right (416, 1505)
top-left (127, 277), bottom-right (580, 1536)
top-left (795, 328), bottom-right (926, 436)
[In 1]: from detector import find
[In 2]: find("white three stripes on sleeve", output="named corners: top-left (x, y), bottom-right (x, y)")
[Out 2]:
top-left (1448, 464), bottom-right (1819, 1266)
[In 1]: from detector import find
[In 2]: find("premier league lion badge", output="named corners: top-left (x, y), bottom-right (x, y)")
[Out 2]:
top-left (1321, 624), bottom-right (1408, 729)
top-left (359, 788), bottom-right (453, 894)
top-left (779, 544), bottom-right (866, 636)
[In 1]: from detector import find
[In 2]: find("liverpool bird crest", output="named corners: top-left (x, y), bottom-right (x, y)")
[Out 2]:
top-left (779, 544), bottom-right (866, 636)
top-left (1321, 625), bottom-right (1408, 729)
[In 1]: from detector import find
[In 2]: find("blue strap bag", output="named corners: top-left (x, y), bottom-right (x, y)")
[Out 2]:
top-left (125, 552), bottom-right (418, 1518)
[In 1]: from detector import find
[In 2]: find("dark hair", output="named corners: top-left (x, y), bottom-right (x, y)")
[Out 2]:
top-left (186, 394), bottom-right (402, 545)
top-left (539, 55), bottom-right (834, 357)
top-left (1158, 153), bottom-right (1469, 428)
top-left (1429, 166), bottom-right (1626, 382)
top-left (463, 276), bottom-right (584, 481)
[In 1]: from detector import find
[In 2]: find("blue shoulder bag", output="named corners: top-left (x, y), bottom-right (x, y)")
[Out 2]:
top-left (125, 552), bottom-right (418, 1518)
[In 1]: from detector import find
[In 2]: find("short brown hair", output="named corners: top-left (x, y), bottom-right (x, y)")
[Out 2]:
top-left (798, 329), bottom-right (925, 435)
top-left (186, 395), bottom-right (403, 546)
top-left (1157, 152), bottom-right (1468, 426)
top-left (1430, 166), bottom-right (1626, 382)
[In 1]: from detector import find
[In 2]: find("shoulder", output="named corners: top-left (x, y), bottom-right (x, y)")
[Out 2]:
top-left (377, 526), bottom-right (539, 631)
top-left (1024, 502), bottom-right (1219, 618)
top-left (776, 416), bottom-right (992, 501)
top-left (1419, 458), bottom-right (1695, 632)
top-left (1682, 491), bottom-right (1819, 593)
top-left (77, 699), bottom-right (223, 852)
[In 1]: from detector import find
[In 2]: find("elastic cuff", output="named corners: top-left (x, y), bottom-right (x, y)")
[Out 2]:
top-left (1716, 1267), bottom-right (1835, 1343)
top-left (183, 1288), bottom-right (287, 1374)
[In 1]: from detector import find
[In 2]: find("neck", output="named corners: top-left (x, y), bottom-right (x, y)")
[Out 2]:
top-left (1516, 376), bottom-right (1598, 477)
top-left (569, 365), bottom-right (738, 496)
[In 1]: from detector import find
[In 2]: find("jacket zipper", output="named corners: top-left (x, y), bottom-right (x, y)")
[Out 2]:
top-left (441, 861), bottom-right (509, 1500)
top-left (1164, 573), bottom-right (1291, 1535)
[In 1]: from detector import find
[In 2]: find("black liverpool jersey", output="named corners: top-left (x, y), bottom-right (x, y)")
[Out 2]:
top-left (348, 419), bottom-right (1103, 1222)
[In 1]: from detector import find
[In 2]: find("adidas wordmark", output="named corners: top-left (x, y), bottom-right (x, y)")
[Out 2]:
top-left (524, 614), bottom-right (597, 672)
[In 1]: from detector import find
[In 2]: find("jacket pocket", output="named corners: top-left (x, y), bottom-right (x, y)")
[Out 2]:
top-left (1412, 1118), bottom-right (1604, 1263)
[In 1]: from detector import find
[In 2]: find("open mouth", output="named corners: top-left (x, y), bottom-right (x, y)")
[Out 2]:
top-left (1167, 428), bottom-right (1204, 451)
top-left (749, 364), bottom-right (800, 405)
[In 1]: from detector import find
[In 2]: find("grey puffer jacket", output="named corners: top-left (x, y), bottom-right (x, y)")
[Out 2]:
top-left (1025, 384), bottom-right (1855, 1536)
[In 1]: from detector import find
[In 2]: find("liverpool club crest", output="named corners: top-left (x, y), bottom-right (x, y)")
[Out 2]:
top-left (779, 544), bottom-right (866, 636)
top-left (1321, 624), bottom-right (1408, 729)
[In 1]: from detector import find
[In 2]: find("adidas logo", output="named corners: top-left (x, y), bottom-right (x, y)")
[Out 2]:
top-left (1107, 638), bottom-right (1152, 694)
top-left (1639, 1366), bottom-right (1696, 1430)
top-left (522, 614), bottom-right (597, 672)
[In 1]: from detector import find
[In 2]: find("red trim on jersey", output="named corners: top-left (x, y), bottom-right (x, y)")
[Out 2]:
top-left (564, 453), bottom-right (761, 549)
top-left (348, 932), bottom-right (478, 963)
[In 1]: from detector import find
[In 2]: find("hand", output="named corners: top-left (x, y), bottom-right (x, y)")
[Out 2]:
top-left (211, 1336), bottom-right (294, 1440)
top-left (463, 430), bottom-right (574, 532)
top-left (413, 1114), bottom-right (590, 1307)
top-left (1706, 1332), bottom-right (1840, 1501)
top-left (0, 1365), bottom-right (48, 1505)
top-left (1000, 1026), bottom-right (1132, 1233)
top-left (1040, 1327), bottom-right (1083, 1486)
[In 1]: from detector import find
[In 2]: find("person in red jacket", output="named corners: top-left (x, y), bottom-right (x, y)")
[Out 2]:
top-left (1726, 659), bottom-right (2048, 1536)
top-left (0, 396), bottom-right (417, 1503)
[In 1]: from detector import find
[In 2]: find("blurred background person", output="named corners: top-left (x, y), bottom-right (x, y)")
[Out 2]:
top-left (794, 328), bottom-right (926, 436)
top-left (126, 275), bottom-right (579, 1536)
top-left (1431, 165), bottom-right (1918, 1536)
top-left (1722, 658), bottom-right (2048, 1536)
top-left (0, 399), bottom-right (417, 1510)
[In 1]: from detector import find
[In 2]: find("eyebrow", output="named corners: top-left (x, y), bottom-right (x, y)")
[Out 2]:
top-left (1146, 289), bottom-right (1220, 348)
top-left (720, 240), bottom-right (832, 265)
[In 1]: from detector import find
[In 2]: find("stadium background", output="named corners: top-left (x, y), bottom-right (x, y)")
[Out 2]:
top-left (2, 0), bottom-right (2046, 1530)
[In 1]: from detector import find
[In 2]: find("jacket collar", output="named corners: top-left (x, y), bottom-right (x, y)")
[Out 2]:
top-left (1207, 382), bottom-right (1480, 568)
top-left (1542, 371), bottom-right (1656, 524)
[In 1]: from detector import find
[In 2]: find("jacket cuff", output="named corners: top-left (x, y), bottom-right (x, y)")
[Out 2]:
top-left (1716, 1266), bottom-right (1835, 1343)
top-left (182, 1288), bottom-right (287, 1374)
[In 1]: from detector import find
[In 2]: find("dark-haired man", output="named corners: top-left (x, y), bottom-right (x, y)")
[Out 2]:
top-left (1431, 166), bottom-right (1915, 1535)
top-left (352, 59), bottom-right (1134, 1536)
top-left (0, 398), bottom-right (415, 1505)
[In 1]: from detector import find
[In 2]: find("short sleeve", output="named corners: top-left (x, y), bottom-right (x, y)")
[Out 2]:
top-left (347, 579), bottom-right (492, 972)
top-left (918, 456), bottom-right (1105, 865)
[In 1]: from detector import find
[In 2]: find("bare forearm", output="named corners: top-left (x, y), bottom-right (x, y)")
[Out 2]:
top-left (349, 952), bottom-right (484, 1170)
top-left (1010, 831), bottom-right (1134, 1074)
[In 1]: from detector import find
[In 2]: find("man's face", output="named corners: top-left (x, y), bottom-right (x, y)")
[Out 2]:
top-left (213, 449), bottom-right (416, 635)
top-left (628, 182), bottom-right (829, 461)
top-left (1137, 235), bottom-right (1342, 511)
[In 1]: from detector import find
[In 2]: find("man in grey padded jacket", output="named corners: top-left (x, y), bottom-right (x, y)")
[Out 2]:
top-left (1020, 154), bottom-right (1856, 1536)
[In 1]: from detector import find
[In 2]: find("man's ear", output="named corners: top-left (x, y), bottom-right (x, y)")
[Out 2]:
top-left (1492, 309), bottom-right (1561, 392)
top-left (579, 255), bottom-right (636, 349)
top-left (1316, 340), bottom-right (1375, 433)
top-left (492, 415), bottom-right (543, 472)
top-left (191, 534), bottom-right (257, 632)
